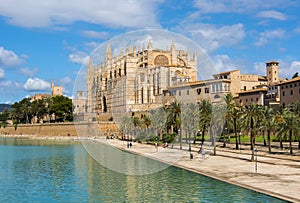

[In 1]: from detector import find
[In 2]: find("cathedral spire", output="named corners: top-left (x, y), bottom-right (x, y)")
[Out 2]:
top-left (105, 41), bottom-right (112, 60)
top-left (147, 40), bottom-right (152, 50)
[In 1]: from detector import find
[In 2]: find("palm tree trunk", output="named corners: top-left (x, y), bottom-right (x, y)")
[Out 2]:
top-left (200, 126), bottom-right (206, 150)
top-left (234, 119), bottom-right (238, 150)
top-left (267, 130), bottom-right (271, 153)
top-left (289, 130), bottom-right (293, 154)
top-left (280, 138), bottom-right (283, 149)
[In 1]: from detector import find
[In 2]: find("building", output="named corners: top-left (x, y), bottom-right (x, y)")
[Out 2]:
top-left (73, 91), bottom-right (86, 114)
top-left (31, 81), bottom-right (63, 102)
top-left (86, 39), bottom-right (293, 120)
top-left (278, 77), bottom-right (300, 107)
top-left (51, 81), bottom-right (63, 96)
top-left (86, 41), bottom-right (197, 115)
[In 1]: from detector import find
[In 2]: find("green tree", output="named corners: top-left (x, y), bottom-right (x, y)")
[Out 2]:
top-left (277, 109), bottom-right (299, 154)
top-left (31, 99), bottom-right (47, 123)
top-left (223, 93), bottom-right (234, 147)
top-left (0, 109), bottom-right (9, 128)
top-left (291, 101), bottom-right (300, 149)
top-left (241, 103), bottom-right (263, 161)
top-left (49, 95), bottom-right (73, 122)
top-left (11, 98), bottom-right (32, 124)
top-left (259, 106), bottom-right (275, 153)
top-left (198, 99), bottom-right (212, 151)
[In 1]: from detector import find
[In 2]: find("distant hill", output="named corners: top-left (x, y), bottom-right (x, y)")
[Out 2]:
top-left (0, 104), bottom-right (12, 112)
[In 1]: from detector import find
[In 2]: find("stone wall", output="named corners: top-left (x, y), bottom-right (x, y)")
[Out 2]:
top-left (0, 122), bottom-right (120, 137)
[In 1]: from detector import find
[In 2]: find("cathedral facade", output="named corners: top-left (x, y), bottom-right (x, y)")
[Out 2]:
top-left (86, 41), bottom-right (197, 115)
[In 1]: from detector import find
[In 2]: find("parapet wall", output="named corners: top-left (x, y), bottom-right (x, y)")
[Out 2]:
top-left (0, 122), bottom-right (120, 137)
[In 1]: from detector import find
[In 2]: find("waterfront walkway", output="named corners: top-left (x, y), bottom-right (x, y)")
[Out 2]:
top-left (101, 138), bottom-right (300, 202)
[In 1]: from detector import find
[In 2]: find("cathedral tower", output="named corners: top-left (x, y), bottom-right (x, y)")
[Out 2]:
top-left (266, 61), bottom-right (279, 85)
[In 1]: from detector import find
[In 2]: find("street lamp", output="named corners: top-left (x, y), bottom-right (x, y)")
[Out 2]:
top-left (188, 135), bottom-right (193, 160)
top-left (254, 148), bottom-right (258, 173)
top-left (178, 129), bottom-right (182, 150)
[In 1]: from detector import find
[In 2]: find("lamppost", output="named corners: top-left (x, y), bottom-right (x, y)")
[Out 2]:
top-left (254, 148), bottom-right (258, 173)
top-left (188, 134), bottom-right (193, 160)
top-left (178, 129), bottom-right (182, 150)
top-left (239, 132), bottom-right (242, 151)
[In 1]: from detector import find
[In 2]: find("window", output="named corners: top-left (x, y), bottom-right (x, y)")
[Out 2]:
top-left (244, 86), bottom-right (246, 91)
top-left (282, 91), bottom-right (285, 97)
top-left (291, 90), bottom-right (293, 95)
top-left (197, 88), bottom-right (201, 95)
top-left (246, 99), bottom-right (248, 102)
top-left (295, 83), bottom-right (297, 87)
top-left (290, 84), bottom-right (293, 88)
top-left (205, 87), bottom-right (209, 93)
top-left (251, 98), bottom-right (253, 102)
top-left (256, 98), bottom-right (258, 102)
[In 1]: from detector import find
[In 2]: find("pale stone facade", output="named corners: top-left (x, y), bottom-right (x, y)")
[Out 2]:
top-left (278, 77), bottom-right (300, 107)
top-left (51, 81), bottom-right (63, 96)
top-left (73, 91), bottom-right (86, 114)
top-left (86, 41), bottom-right (197, 115)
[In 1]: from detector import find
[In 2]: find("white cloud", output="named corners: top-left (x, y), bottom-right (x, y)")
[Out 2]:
top-left (294, 27), bottom-right (300, 33)
top-left (0, 46), bottom-right (23, 67)
top-left (23, 78), bottom-right (50, 91)
top-left (19, 67), bottom-right (38, 77)
top-left (0, 80), bottom-right (22, 88)
top-left (81, 30), bottom-right (109, 39)
top-left (69, 51), bottom-right (89, 64)
top-left (193, 0), bottom-right (293, 14)
top-left (213, 54), bottom-right (248, 73)
top-left (0, 0), bottom-right (162, 28)
top-left (253, 60), bottom-right (300, 79)
top-left (0, 69), bottom-right (4, 79)
top-left (253, 62), bottom-right (266, 76)
top-left (255, 29), bottom-right (285, 46)
top-left (180, 23), bottom-right (245, 52)
top-left (257, 10), bottom-right (287, 20)
top-left (60, 76), bottom-right (72, 85)
top-left (280, 61), bottom-right (300, 79)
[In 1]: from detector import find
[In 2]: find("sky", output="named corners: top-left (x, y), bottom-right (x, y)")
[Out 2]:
top-left (0, 0), bottom-right (300, 104)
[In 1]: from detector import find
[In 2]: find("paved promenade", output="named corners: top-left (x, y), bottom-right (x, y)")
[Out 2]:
top-left (101, 138), bottom-right (300, 202)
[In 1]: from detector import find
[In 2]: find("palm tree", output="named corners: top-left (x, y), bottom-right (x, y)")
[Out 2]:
top-left (198, 100), bottom-right (212, 151)
top-left (274, 105), bottom-right (286, 149)
top-left (120, 114), bottom-right (134, 140)
top-left (210, 103), bottom-right (226, 155)
top-left (259, 106), bottom-right (275, 153)
top-left (291, 101), bottom-right (300, 149)
top-left (168, 101), bottom-right (181, 133)
top-left (277, 108), bottom-right (299, 154)
top-left (223, 93), bottom-right (234, 147)
top-left (150, 107), bottom-right (167, 142)
top-left (240, 103), bottom-right (263, 161)
top-left (181, 103), bottom-right (200, 146)
top-left (231, 101), bottom-right (242, 149)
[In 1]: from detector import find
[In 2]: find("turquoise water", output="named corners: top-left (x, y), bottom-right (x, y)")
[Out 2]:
top-left (0, 137), bottom-right (287, 202)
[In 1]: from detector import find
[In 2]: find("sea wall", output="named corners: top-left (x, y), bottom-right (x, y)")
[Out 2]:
top-left (0, 122), bottom-right (120, 137)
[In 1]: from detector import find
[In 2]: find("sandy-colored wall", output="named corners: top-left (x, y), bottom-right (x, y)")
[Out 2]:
top-left (0, 122), bottom-right (120, 137)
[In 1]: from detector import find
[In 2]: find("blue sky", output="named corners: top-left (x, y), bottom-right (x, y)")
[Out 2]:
top-left (0, 0), bottom-right (300, 104)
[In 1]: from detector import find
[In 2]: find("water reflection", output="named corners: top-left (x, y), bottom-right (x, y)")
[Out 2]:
top-left (0, 137), bottom-right (286, 202)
